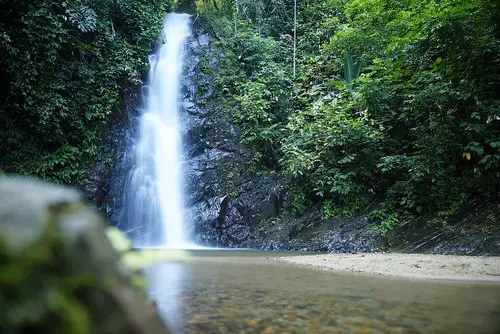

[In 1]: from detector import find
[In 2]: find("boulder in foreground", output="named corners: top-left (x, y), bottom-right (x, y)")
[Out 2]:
top-left (0, 176), bottom-right (169, 334)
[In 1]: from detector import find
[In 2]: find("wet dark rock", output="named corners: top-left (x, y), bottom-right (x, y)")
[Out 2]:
top-left (198, 34), bottom-right (209, 46)
top-left (84, 90), bottom-right (141, 220)
top-left (387, 199), bottom-right (500, 256)
top-left (217, 195), bottom-right (230, 229)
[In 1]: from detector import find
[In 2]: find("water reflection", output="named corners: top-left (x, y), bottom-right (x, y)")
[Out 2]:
top-left (144, 262), bottom-right (186, 333)
top-left (145, 255), bottom-right (500, 333)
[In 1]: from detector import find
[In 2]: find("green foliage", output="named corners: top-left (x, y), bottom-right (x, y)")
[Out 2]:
top-left (368, 210), bottom-right (401, 235)
top-left (341, 53), bottom-right (361, 85)
top-left (281, 89), bottom-right (380, 207)
top-left (195, 0), bottom-right (234, 14)
top-left (0, 225), bottom-right (93, 334)
top-left (282, 0), bottom-right (499, 217)
top-left (322, 197), bottom-right (368, 219)
top-left (287, 183), bottom-right (310, 215)
top-left (0, 0), bottom-right (171, 184)
top-left (3, 0), bottom-right (497, 233)
top-left (203, 12), bottom-right (294, 170)
top-left (203, 0), bottom-right (499, 228)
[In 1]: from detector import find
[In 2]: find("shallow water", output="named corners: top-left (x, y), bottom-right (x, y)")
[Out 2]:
top-left (144, 251), bottom-right (500, 333)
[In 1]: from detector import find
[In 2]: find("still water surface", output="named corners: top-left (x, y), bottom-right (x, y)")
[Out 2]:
top-left (144, 251), bottom-right (500, 333)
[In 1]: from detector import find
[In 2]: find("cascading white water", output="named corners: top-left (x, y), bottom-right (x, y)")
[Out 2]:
top-left (123, 13), bottom-right (192, 248)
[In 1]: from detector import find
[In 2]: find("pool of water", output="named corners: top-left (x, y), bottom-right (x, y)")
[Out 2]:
top-left (143, 251), bottom-right (500, 333)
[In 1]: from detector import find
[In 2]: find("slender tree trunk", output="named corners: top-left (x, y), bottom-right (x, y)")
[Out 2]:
top-left (234, 0), bottom-right (238, 37)
top-left (293, 0), bottom-right (297, 79)
top-left (212, 0), bottom-right (220, 11)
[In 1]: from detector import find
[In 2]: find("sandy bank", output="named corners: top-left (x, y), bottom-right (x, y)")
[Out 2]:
top-left (273, 253), bottom-right (500, 281)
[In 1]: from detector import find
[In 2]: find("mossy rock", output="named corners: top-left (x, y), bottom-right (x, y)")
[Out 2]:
top-left (0, 177), bottom-right (169, 334)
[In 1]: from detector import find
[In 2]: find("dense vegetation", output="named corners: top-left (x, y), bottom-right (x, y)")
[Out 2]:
top-left (1, 0), bottom-right (498, 230)
top-left (0, 0), bottom-right (172, 183)
top-left (194, 0), bottom-right (499, 229)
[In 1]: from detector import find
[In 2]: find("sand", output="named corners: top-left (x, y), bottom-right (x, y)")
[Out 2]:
top-left (272, 253), bottom-right (500, 281)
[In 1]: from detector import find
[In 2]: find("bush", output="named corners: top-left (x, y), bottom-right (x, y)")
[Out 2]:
top-left (0, 0), bottom-right (171, 184)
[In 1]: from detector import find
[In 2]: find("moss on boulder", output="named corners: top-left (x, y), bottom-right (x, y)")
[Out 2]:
top-left (0, 177), bottom-right (169, 334)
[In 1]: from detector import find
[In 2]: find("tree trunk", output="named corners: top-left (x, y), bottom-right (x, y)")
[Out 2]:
top-left (293, 0), bottom-right (297, 79)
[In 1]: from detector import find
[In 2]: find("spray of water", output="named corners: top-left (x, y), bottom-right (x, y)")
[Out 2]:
top-left (123, 13), bottom-right (192, 248)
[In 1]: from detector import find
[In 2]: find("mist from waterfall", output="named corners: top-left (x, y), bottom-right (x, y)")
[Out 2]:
top-left (122, 13), bottom-right (192, 248)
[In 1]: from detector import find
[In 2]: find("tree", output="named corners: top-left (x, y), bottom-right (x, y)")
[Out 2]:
top-left (0, 0), bottom-right (172, 184)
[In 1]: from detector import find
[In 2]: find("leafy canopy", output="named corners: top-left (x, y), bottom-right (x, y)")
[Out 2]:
top-left (0, 0), bottom-right (172, 184)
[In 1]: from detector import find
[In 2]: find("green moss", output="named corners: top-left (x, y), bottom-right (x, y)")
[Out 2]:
top-left (0, 204), bottom-right (127, 334)
top-left (0, 225), bottom-right (94, 334)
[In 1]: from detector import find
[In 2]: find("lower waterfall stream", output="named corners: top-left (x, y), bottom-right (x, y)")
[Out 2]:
top-left (122, 13), bottom-right (192, 248)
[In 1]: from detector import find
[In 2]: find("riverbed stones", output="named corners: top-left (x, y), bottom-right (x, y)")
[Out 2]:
top-left (0, 177), bottom-right (169, 334)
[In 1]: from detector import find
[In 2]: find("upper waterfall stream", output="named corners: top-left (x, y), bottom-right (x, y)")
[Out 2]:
top-left (123, 13), bottom-right (192, 248)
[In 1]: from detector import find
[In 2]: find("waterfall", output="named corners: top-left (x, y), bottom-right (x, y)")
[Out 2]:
top-left (122, 13), bottom-right (192, 248)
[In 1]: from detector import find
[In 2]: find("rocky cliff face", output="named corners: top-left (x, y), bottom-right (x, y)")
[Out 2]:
top-left (83, 21), bottom-right (288, 248)
top-left (168, 20), bottom-right (500, 255)
top-left (180, 24), bottom-right (286, 248)
top-left (84, 89), bottom-right (142, 232)
top-left (178, 22), bottom-right (385, 252)
top-left (87, 20), bottom-right (498, 256)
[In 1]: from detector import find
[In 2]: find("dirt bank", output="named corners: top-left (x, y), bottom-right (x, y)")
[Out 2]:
top-left (273, 253), bottom-right (500, 281)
